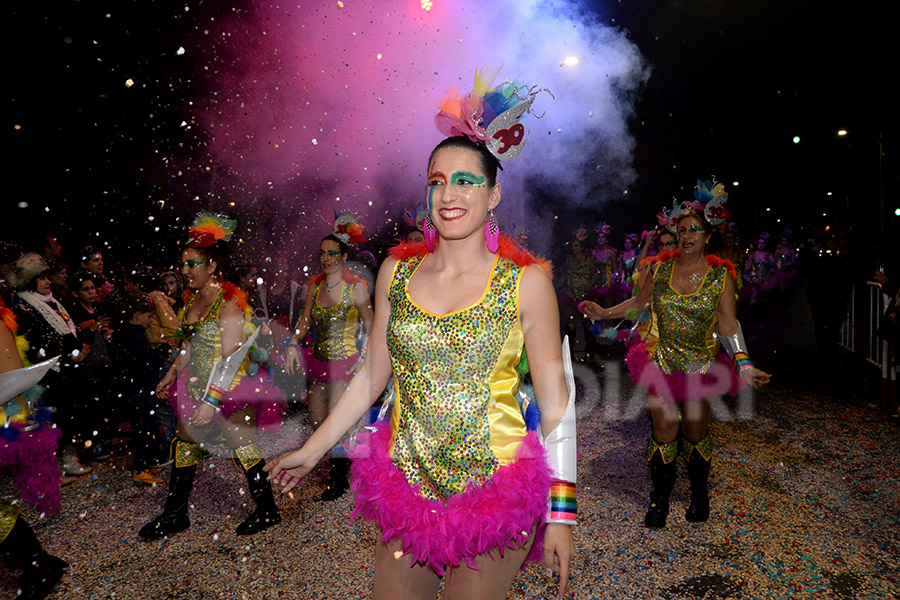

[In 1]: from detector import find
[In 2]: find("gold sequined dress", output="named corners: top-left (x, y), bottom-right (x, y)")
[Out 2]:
top-left (349, 242), bottom-right (551, 573)
top-left (303, 279), bottom-right (362, 383)
top-left (626, 252), bottom-right (743, 403)
top-left (172, 283), bottom-right (283, 432)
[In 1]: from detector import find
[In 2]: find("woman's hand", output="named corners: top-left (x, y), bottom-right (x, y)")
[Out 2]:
top-left (578, 300), bottom-right (606, 321)
top-left (190, 402), bottom-right (215, 428)
top-left (71, 344), bottom-right (90, 363)
top-left (264, 447), bottom-right (321, 493)
top-left (741, 366), bottom-right (771, 389)
top-left (283, 345), bottom-right (301, 374)
top-left (543, 523), bottom-right (574, 599)
top-left (156, 369), bottom-right (176, 399)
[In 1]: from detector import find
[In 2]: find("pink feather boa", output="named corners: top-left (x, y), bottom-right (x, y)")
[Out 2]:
top-left (349, 426), bottom-right (550, 575)
top-left (625, 339), bottom-right (745, 405)
top-left (171, 370), bottom-right (284, 434)
top-left (0, 424), bottom-right (62, 514)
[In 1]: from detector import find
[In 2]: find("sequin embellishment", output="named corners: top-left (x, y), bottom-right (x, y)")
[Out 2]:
top-left (386, 255), bottom-right (526, 502)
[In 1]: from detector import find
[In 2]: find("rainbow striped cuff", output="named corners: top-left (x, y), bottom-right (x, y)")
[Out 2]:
top-left (201, 384), bottom-right (225, 409)
top-left (548, 480), bottom-right (577, 524)
top-left (733, 352), bottom-right (753, 373)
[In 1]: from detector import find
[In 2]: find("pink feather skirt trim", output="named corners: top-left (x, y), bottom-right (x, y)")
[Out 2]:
top-left (0, 424), bottom-right (62, 515)
top-left (302, 348), bottom-right (359, 384)
top-left (349, 426), bottom-right (550, 575)
top-left (172, 370), bottom-right (284, 434)
top-left (625, 339), bottom-right (745, 405)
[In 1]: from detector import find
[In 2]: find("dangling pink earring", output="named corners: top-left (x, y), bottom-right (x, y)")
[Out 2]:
top-left (485, 209), bottom-right (499, 253)
top-left (424, 215), bottom-right (437, 253)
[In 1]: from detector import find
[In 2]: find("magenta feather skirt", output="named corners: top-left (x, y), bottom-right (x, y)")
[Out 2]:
top-left (625, 339), bottom-right (745, 405)
top-left (349, 426), bottom-right (550, 575)
top-left (0, 424), bottom-right (62, 515)
top-left (171, 370), bottom-right (284, 434)
top-left (302, 347), bottom-right (359, 384)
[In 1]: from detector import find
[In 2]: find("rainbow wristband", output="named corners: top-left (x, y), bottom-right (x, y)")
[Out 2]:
top-left (733, 352), bottom-right (753, 373)
top-left (548, 480), bottom-right (577, 524)
top-left (201, 384), bottom-right (225, 410)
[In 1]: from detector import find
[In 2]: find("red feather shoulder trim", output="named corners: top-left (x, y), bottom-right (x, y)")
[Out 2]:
top-left (388, 235), bottom-right (552, 277)
top-left (222, 281), bottom-right (248, 310)
top-left (640, 249), bottom-right (679, 269)
top-left (1, 304), bottom-right (17, 334)
top-left (705, 254), bottom-right (737, 282)
top-left (389, 241), bottom-right (428, 261)
top-left (638, 249), bottom-right (736, 281)
top-left (309, 268), bottom-right (368, 291)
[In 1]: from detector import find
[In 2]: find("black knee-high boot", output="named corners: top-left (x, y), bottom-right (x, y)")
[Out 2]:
top-left (683, 433), bottom-right (712, 522)
top-left (644, 438), bottom-right (678, 528)
top-left (139, 438), bottom-right (198, 540)
top-left (232, 444), bottom-right (281, 536)
top-left (320, 456), bottom-right (350, 502)
top-left (1, 510), bottom-right (68, 600)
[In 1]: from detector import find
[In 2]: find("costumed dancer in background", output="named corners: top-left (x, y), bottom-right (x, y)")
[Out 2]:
top-left (591, 223), bottom-right (620, 306)
top-left (774, 229), bottom-right (798, 293)
top-left (403, 206), bottom-right (427, 244)
top-left (616, 232), bottom-right (641, 298)
top-left (558, 227), bottom-right (599, 361)
top-left (283, 214), bottom-right (373, 501)
top-left (0, 297), bottom-right (68, 600)
top-left (581, 179), bottom-right (770, 528)
top-left (744, 232), bottom-right (778, 305)
top-left (267, 68), bottom-right (575, 599)
top-left (140, 211), bottom-right (284, 539)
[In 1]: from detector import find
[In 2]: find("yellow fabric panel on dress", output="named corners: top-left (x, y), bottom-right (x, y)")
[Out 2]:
top-left (311, 282), bottom-right (360, 361)
top-left (386, 254), bottom-right (529, 503)
top-left (649, 258), bottom-right (727, 374)
top-left (0, 502), bottom-right (19, 543)
top-left (180, 291), bottom-right (254, 402)
top-left (486, 320), bottom-right (527, 463)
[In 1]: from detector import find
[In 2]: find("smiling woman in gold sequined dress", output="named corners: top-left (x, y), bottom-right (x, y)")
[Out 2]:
top-left (266, 68), bottom-right (576, 600)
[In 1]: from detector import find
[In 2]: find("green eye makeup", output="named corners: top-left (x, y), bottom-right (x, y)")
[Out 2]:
top-left (183, 259), bottom-right (206, 268)
top-left (450, 171), bottom-right (486, 187)
top-left (321, 250), bottom-right (342, 257)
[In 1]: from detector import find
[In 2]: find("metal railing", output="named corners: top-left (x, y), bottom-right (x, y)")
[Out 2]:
top-left (839, 281), bottom-right (889, 368)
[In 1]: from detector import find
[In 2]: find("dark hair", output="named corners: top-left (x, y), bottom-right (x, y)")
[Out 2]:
top-left (125, 264), bottom-right (158, 292)
top-left (321, 234), bottom-right (349, 256)
top-left (79, 245), bottom-right (102, 264)
top-left (68, 271), bottom-right (95, 294)
top-left (47, 258), bottom-right (67, 276)
top-left (228, 262), bottom-right (258, 285)
top-left (122, 297), bottom-right (154, 321)
top-left (427, 136), bottom-right (501, 188)
top-left (184, 241), bottom-right (228, 278)
top-left (24, 269), bottom-right (51, 293)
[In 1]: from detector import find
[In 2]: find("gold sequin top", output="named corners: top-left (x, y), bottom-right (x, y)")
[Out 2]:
top-left (310, 282), bottom-right (360, 361)
top-left (386, 254), bottom-right (529, 503)
top-left (644, 257), bottom-right (727, 375)
top-left (180, 289), bottom-right (253, 402)
top-left (564, 256), bottom-right (595, 299)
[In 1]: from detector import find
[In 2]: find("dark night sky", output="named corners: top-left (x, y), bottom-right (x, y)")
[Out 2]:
top-left (7, 0), bottom-right (897, 266)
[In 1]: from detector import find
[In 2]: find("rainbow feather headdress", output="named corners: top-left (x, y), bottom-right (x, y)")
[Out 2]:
top-left (435, 67), bottom-right (552, 162)
top-left (333, 210), bottom-right (366, 246)
top-left (657, 178), bottom-right (732, 233)
top-left (187, 210), bottom-right (237, 248)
